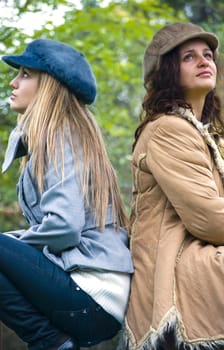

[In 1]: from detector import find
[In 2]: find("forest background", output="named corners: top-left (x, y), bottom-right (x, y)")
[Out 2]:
top-left (0, 0), bottom-right (224, 349)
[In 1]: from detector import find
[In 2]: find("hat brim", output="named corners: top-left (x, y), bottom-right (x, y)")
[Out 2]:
top-left (160, 32), bottom-right (218, 55)
top-left (2, 54), bottom-right (47, 71)
top-left (2, 38), bottom-right (97, 105)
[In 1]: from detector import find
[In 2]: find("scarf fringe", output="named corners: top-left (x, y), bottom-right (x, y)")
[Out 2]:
top-left (119, 306), bottom-right (224, 350)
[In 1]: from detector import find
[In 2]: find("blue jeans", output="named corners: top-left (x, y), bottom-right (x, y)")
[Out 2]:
top-left (0, 234), bottom-right (121, 349)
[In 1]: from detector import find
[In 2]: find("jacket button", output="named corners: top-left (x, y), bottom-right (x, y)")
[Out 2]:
top-left (215, 251), bottom-right (222, 256)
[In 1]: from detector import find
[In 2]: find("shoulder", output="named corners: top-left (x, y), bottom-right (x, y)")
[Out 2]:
top-left (144, 114), bottom-right (198, 136)
top-left (136, 114), bottom-right (205, 153)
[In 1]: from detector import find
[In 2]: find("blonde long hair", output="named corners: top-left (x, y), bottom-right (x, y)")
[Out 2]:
top-left (18, 72), bottom-right (128, 230)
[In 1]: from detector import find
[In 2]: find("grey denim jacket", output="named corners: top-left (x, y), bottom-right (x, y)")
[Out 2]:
top-left (2, 128), bottom-right (134, 274)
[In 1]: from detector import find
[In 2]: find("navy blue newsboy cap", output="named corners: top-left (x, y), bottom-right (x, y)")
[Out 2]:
top-left (2, 39), bottom-right (97, 104)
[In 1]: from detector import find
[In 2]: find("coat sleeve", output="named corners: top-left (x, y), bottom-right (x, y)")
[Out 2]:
top-left (146, 115), bottom-right (224, 245)
top-left (17, 142), bottom-right (85, 254)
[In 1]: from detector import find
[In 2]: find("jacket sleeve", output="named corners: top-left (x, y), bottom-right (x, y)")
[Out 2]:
top-left (147, 115), bottom-right (224, 245)
top-left (18, 142), bottom-right (86, 254)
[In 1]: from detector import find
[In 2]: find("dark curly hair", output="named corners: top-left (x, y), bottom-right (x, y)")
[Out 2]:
top-left (133, 46), bottom-right (222, 151)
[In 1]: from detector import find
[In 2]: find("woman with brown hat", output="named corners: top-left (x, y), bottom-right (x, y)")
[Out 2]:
top-left (0, 39), bottom-right (133, 350)
top-left (121, 22), bottom-right (224, 350)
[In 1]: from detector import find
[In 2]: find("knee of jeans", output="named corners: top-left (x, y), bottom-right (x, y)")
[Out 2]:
top-left (0, 272), bottom-right (12, 289)
top-left (0, 271), bottom-right (23, 306)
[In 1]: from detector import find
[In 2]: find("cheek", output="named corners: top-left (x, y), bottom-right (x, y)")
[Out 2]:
top-left (29, 90), bottom-right (37, 100)
top-left (210, 61), bottom-right (217, 76)
top-left (179, 69), bottom-right (187, 87)
top-left (28, 84), bottom-right (38, 100)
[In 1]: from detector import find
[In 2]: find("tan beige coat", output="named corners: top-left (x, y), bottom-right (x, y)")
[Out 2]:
top-left (122, 110), bottom-right (224, 350)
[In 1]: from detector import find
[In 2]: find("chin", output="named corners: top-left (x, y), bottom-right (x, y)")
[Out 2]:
top-left (203, 82), bottom-right (216, 92)
top-left (10, 105), bottom-right (24, 113)
top-left (205, 87), bottom-right (215, 95)
top-left (197, 85), bottom-right (215, 96)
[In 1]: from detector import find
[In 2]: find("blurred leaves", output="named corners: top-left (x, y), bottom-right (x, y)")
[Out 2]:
top-left (159, 0), bottom-right (224, 27)
top-left (0, 0), bottom-right (224, 348)
top-left (0, 0), bottom-right (185, 226)
top-left (1, 0), bottom-right (224, 222)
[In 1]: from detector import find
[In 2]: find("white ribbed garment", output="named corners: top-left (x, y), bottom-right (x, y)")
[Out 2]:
top-left (70, 270), bottom-right (131, 323)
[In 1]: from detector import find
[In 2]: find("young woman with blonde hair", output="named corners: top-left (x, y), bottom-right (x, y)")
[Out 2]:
top-left (1, 38), bottom-right (133, 350)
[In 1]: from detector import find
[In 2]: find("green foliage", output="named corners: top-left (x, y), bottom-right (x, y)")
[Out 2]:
top-left (159, 0), bottom-right (224, 26)
top-left (0, 0), bottom-right (185, 231)
top-left (0, 1), bottom-right (223, 349)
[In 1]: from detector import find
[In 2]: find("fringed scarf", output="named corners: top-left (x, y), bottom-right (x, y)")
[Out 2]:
top-left (177, 107), bottom-right (224, 181)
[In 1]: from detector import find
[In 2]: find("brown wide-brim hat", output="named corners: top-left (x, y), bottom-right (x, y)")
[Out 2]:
top-left (143, 22), bottom-right (219, 81)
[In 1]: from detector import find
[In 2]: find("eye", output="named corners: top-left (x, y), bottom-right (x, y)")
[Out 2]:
top-left (183, 53), bottom-right (193, 62)
top-left (204, 52), bottom-right (214, 61)
top-left (19, 67), bottom-right (30, 78)
top-left (22, 70), bottom-right (29, 78)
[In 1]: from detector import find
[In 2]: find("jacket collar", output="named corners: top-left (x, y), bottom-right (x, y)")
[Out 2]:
top-left (2, 128), bottom-right (27, 173)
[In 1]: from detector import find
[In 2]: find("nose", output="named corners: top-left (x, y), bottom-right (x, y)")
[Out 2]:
top-left (10, 76), bottom-right (19, 89)
top-left (197, 55), bottom-right (209, 67)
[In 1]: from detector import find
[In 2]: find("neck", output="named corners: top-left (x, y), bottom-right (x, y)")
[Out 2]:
top-left (191, 104), bottom-right (204, 121)
top-left (185, 91), bottom-right (207, 121)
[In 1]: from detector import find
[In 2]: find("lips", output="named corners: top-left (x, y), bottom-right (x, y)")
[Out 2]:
top-left (196, 71), bottom-right (212, 77)
top-left (10, 93), bottom-right (16, 100)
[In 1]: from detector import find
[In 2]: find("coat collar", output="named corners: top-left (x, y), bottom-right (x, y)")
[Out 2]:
top-left (2, 128), bottom-right (27, 173)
